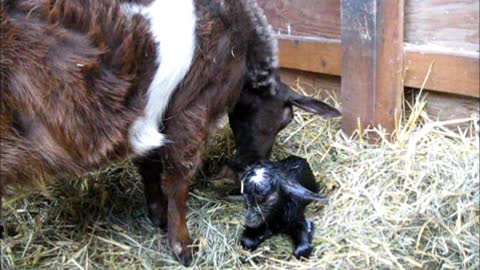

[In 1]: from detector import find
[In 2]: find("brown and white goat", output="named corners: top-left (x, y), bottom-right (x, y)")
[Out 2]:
top-left (0, 0), bottom-right (340, 265)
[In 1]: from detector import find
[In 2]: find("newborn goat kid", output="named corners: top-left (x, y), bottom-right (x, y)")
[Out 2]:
top-left (240, 156), bottom-right (328, 259)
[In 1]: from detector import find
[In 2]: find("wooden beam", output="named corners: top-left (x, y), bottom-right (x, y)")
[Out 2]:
top-left (404, 45), bottom-right (480, 97)
top-left (277, 38), bottom-right (480, 98)
top-left (257, 0), bottom-right (341, 40)
top-left (262, 0), bottom-right (479, 52)
top-left (278, 37), bottom-right (342, 76)
top-left (340, 0), bottom-right (405, 135)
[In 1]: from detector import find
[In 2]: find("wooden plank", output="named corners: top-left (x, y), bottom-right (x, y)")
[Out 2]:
top-left (278, 37), bottom-right (342, 76)
top-left (257, 0), bottom-right (341, 39)
top-left (341, 0), bottom-right (404, 135)
top-left (259, 0), bottom-right (478, 52)
top-left (404, 45), bottom-right (480, 97)
top-left (405, 89), bottom-right (480, 129)
top-left (276, 37), bottom-right (480, 98)
top-left (279, 68), bottom-right (341, 97)
top-left (405, 0), bottom-right (479, 52)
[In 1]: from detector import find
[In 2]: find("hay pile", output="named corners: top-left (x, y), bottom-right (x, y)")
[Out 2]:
top-left (1, 91), bottom-right (479, 269)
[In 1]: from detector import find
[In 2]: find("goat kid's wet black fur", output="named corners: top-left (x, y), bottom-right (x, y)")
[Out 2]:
top-left (239, 156), bottom-right (329, 259)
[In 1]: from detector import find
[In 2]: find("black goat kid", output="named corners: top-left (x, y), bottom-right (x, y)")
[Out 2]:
top-left (240, 156), bottom-right (328, 259)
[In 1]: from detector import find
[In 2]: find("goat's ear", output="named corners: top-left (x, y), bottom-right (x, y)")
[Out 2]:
top-left (285, 87), bottom-right (341, 118)
top-left (280, 179), bottom-right (329, 204)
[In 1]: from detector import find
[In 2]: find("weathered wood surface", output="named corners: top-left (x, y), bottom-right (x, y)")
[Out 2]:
top-left (405, 89), bottom-right (480, 129)
top-left (263, 0), bottom-right (479, 127)
top-left (405, 0), bottom-right (479, 52)
top-left (404, 45), bottom-right (480, 97)
top-left (341, 0), bottom-right (404, 135)
top-left (259, 0), bottom-right (479, 52)
top-left (276, 37), bottom-right (480, 98)
top-left (281, 70), bottom-right (480, 129)
top-left (279, 68), bottom-right (341, 97)
top-left (422, 92), bottom-right (479, 122)
top-left (257, 0), bottom-right (341, 39)
top-left (278, 37), bottom-right (342, 76)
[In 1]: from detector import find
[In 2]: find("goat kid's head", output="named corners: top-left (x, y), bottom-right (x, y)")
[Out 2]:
top-left (229, 75), bottom-right (341, 166)
top-left (241, 162), bottom-right (329, 229)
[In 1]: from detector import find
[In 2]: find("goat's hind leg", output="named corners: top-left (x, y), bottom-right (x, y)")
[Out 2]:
top-left (134, 152), bottom-right (168, 230)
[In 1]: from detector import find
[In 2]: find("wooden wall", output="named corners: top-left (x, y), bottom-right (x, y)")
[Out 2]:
top-left (257, 0), bottom-right (479, 127)
top-left (405, 0), bottom-right (479, 51)
top-left (259, 0), bottom-right (341, 39)
top-left (281, 68), bottom-right (479, 124)
top-left (258, 0), bottom-right (479, 52)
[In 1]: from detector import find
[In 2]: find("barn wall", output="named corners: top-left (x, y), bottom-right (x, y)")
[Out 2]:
top-left (258, 0), bottom-right (479, 52)
top-left (258, 0), bottom-right (340, 39)
top-left (280, 68), bottom-right (479, 126)
top-left (259, 0), bottom-right (479, 123)
top-left (405, 0), bottom-right (479, 52)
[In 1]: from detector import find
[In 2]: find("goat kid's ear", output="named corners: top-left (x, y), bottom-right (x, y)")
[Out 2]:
top-left (285, 87), bottom-right (341, 118)
top-left (280, 179), bottom-right (329, 204)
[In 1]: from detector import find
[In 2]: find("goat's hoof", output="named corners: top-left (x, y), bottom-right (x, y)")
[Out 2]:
top-left (293, 244), bottom-right (313, 259)
top-left (146, 204), bottom-right (167, 231)
top-left (240, 236), bottom-right (261, 251)
top-left (171, 238), bottom-right (195, 266)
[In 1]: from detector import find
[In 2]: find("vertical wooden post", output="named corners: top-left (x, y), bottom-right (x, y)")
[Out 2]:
top-left (341, 0), bottom-right (404, 136)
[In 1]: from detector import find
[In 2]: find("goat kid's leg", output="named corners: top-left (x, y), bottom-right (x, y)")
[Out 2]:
top-left (290, 218), bottom-right (315, 259)
top-left (240, 225), bottom-right (271, 251)
top-left (134, 153), bottom-right (168, 230)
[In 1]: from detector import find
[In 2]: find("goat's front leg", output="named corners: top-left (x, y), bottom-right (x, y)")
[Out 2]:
top-left (162, 171), bottom-right (194, 266)
top-left (289, 218), bottom-right (315, 259)
top-left (160, 109), bottom-right (211, 266)
top-left (240, 225), bottom-right (271, 251)
top-left (135, 152), bottom-right (168, 229)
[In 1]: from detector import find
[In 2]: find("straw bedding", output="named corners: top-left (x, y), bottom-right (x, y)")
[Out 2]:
top-left (1, 89), bottom-right (479, 269)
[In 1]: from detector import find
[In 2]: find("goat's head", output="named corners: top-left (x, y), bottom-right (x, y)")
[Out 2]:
top-left (241, 161), bottom-right (329, 229)
top-left (229, 75), bottom-right (340, 169)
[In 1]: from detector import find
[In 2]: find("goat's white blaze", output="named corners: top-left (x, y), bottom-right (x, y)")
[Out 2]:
top-left (125, 0), bottom-right (197, 155)
top-left (250, 168), bottom-right (267, 184)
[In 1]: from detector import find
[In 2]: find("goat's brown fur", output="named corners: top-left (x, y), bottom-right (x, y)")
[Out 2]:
top-left (137, 0), bottom-right (255, 264)
top-left (1, 0), bottom-right (158, 192)
top-left (1, 0), bottom-right (277, 265)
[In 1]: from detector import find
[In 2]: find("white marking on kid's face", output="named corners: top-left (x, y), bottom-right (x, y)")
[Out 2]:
top-left (250, 168), bottom-right (266, 184)
top-left (125, 0), bottom-right (197, 155)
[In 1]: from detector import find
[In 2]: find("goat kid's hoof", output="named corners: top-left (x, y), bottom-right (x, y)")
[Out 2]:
top-left (240, 235), bottom-right (261, 251)
top-left (293, 244), bottom-right (313, 259)
top-left (171, 239), bottom-right (195, 266)
top-left (306, 219), bottom-right (315, 242)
